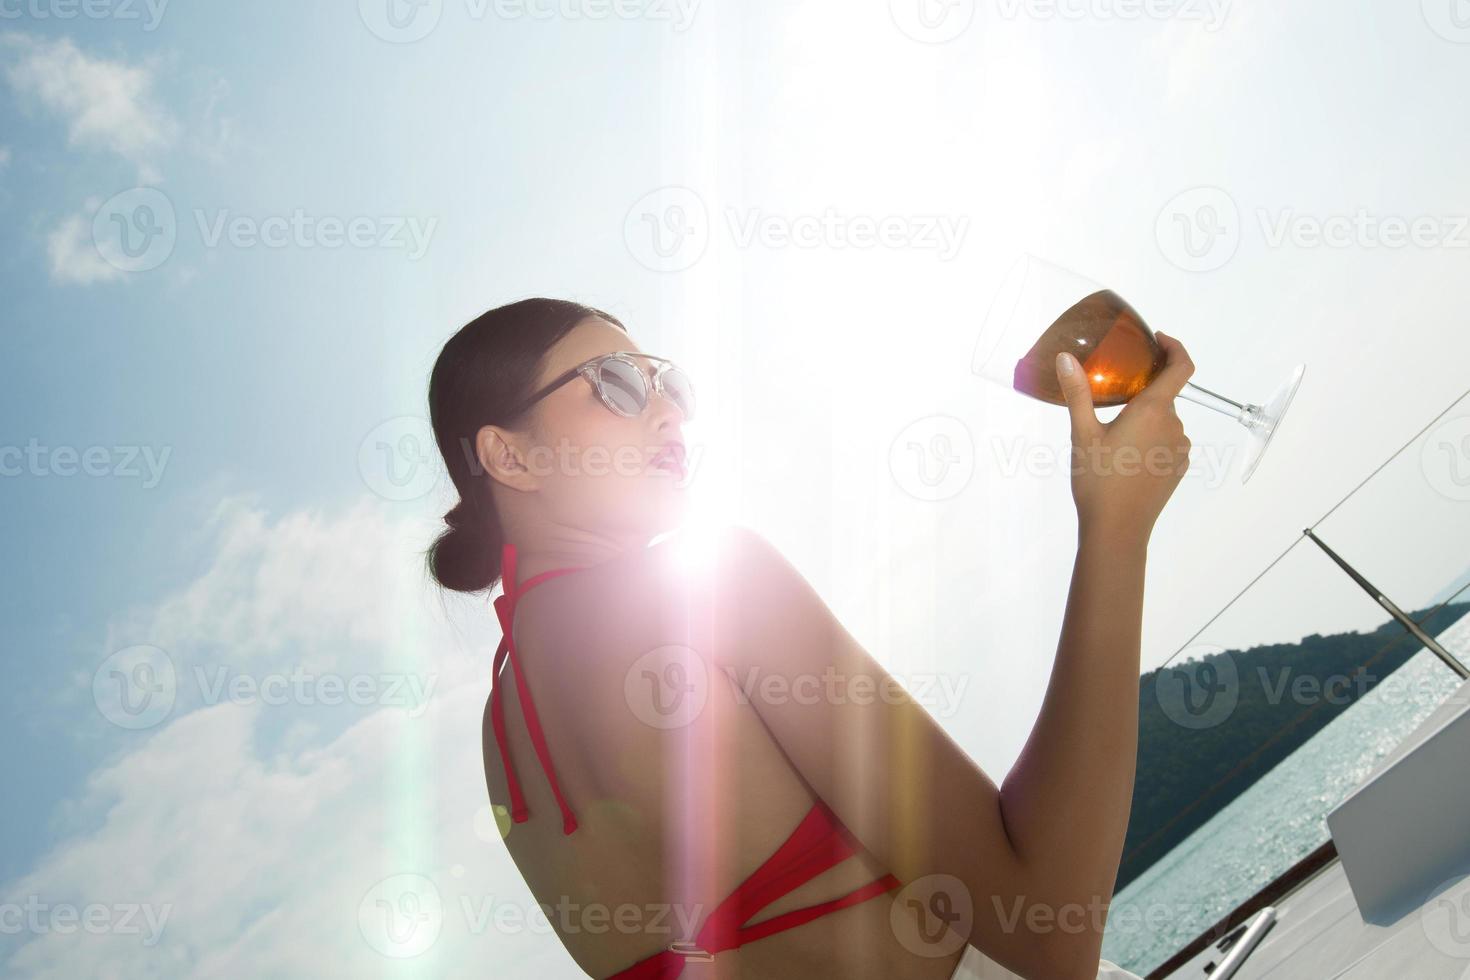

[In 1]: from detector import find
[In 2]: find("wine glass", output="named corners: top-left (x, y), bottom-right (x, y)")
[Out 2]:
top-left (971, 253), bottom-right (1305, 484)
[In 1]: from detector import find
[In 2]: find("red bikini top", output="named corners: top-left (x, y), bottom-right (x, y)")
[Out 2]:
top-left (489, 540), bottom-right (903, 978)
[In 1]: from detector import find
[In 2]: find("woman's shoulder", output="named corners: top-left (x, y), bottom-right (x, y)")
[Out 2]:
top-left (565, 522), bottom-right (779, 597)
top-left (514, 523), bottom-right (804, 673)
top-left (640, 522), bottom-right (790, 584)
top-left (634, 524), bottom-right (830, 669)
top-left (625, 523), bottom-right (813, 625)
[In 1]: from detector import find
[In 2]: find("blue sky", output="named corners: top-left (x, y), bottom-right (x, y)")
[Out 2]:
top-left (3, 1), bottom-right (1470, 975)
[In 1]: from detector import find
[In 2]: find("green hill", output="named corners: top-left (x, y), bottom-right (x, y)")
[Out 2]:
top-left (1118, 600), bottom-right (1470, 890)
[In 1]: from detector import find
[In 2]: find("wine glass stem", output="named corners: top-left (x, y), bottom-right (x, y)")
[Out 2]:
top-left (1177, 381), bottom-right (1264, 430)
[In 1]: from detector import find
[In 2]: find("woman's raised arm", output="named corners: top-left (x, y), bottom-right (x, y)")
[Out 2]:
top-left (710, 335), bottom-right (1195, 979)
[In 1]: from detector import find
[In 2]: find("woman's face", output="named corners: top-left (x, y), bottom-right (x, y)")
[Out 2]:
top-left (503, 316), bottom-right (691, 539)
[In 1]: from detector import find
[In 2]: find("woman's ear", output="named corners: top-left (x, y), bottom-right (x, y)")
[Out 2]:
top-left (474, 424), bottom-right (539, 493)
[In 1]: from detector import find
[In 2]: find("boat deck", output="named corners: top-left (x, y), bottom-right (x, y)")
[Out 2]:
top-left (1214, 854), bottom-right (1469, 979)
top-left (1160, 675), bottom-right (1470, 980)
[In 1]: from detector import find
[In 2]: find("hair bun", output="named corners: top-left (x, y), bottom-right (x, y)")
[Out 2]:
top-left (428, 500), bottom-right (501, 592)
top-left (443, 498), bottom-right (482, 531)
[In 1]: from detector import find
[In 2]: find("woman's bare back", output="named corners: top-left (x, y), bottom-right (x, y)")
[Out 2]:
top-left (482, 536), bottom-right (966, 979)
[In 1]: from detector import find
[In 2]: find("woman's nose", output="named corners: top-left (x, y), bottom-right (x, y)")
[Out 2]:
top-left (646, 386), bottom-right (687, 424)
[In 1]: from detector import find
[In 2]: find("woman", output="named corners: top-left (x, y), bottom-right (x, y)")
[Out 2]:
top-left (426, 298), bottom-right (1181, 978)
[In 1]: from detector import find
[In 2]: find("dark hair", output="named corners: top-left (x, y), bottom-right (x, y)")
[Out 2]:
top-left (424, 297), bottom-right (627, 594)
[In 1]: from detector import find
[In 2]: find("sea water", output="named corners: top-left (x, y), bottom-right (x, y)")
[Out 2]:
top-left (1101, 614), bottom-right (1470, 975)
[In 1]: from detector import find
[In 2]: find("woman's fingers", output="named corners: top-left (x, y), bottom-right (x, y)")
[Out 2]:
top-left (1055, 351), bottom-right (1101, 442)
top-left (1138, 331), bottom-right (1196, 404)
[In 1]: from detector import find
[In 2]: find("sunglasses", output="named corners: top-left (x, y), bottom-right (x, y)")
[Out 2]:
top-left (507, 351), bottom-right (696, 422)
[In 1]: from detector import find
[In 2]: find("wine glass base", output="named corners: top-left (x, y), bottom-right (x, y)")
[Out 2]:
top-left (1239, 363), bottom-right (1306, 483)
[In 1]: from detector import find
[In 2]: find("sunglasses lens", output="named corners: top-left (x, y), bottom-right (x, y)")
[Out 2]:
top-left (660, 367), bottom-right (695, 420)
top-left (596, 358), bottom-right (648, 416)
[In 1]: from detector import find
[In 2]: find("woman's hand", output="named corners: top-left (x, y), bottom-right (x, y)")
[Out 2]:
top-left (1054, 331), bottom-right (1195, 543)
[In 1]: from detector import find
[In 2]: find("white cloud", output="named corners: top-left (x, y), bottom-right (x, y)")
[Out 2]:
top-left (118, 496), bottom-right (403, 671)
top-left (5, 495), bottom-right (571, 978)
top-left (0, 145), bottom-right (11, 170)
top-left (1, 31), bottom-right (177, 176)
top-left (45, 206), bottom-right (124, 285)
top-left (187, 77), bottom-right (236, 166)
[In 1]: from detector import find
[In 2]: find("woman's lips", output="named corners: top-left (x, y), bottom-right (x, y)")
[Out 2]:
top-left (651, 445), bottom-right (687, 477)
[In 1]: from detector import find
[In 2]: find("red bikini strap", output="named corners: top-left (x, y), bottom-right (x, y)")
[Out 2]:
top-left (489, 541), bottom-right (580, 836)
top-left (489, 636), bottom-right (528, 822)
top-left (691, 803), bottom-right (902, 965)
top-left (701, 799), bottom-right (862, 949)
top-left (722, 800), bottom-right (862, 924)
top-left (734, 873), bottom-right (901, 948)
top-left (602, 803), bottom-right (903, 979)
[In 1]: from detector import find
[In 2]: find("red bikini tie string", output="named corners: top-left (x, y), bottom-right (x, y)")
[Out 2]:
top-left (490, 541), bottom-right (579, 835)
